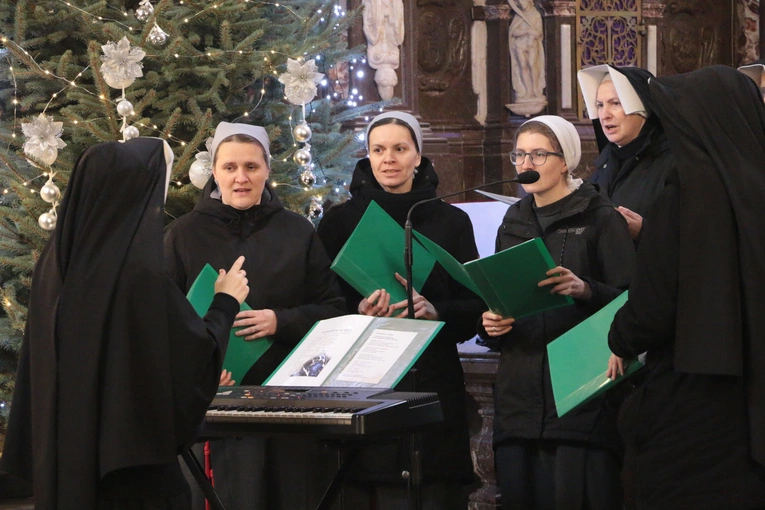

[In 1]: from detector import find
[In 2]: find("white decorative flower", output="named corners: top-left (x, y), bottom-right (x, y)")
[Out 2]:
top-left (278, 58), bottom-right (325, 106)
top-left (100, 36), bottom-right (146, 89)
top-left (21, 114), bottom-right (67, 166)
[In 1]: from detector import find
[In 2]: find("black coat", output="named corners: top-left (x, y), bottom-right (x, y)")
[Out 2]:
top-left (164, 180), bottom-right (346, 385)
top-left (317, 157), bottom-right (483, 483)
top-left (485, 183), bottom-right (635, 453)
top-left (2, 139), bottom-right (239, 509)
top-left (591, 123), bottom-right (673, 222)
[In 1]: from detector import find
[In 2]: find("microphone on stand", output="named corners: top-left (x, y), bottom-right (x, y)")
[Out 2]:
top-left (403, 170), bottom-right (540, 319)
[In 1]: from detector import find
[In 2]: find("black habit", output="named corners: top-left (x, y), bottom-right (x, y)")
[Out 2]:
top-left (589, 66), bottom-right (674, 227)
top-left (609, 65), bottom-right (765, 508)
top-left (2, 138), bottom-right (239, 509)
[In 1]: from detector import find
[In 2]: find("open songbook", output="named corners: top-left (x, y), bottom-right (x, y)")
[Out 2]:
top-left (264, 314), bottom-right (444, 388)
top-left (413, 234), bottom-right (573, 319)
top-left (329, 200), bottom-right (572, 320)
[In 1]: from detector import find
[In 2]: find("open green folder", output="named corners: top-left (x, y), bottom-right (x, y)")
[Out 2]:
top-left (412, 234), bottom-right (572, 318)
top-left (330, 200), bottom-right (437, 305)
top-left (547, 291), bottom-right (643, 417)
top-left (186, 263), bottom-right (274, 386)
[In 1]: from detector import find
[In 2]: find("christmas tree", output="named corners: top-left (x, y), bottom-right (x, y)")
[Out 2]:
top-left (0, 0), bottom-right (379, 446)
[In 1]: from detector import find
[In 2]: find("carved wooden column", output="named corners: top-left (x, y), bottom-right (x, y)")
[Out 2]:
top-left (461, 351), bottom-right (500, 510)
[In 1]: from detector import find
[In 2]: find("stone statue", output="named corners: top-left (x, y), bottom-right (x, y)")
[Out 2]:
top-left (363, 0), bottom-right (405, 100)
top-left (506, 0), bottom-right (547, 116)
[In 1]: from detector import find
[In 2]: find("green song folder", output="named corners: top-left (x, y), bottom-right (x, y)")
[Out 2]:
top-left (330, 200), bottom-right (437, 305)
top-left (547, 291), bottom-right (643, 417)
top-left (412, 234), bottom-right (573, 318)
top-left (186, 263), bottom-right (274, 386)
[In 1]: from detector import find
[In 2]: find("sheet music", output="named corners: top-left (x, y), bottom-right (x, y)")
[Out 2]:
top-left (335, 329), bottom-right (418, 385)
top-left (267, 315), bottom-right (373, 386)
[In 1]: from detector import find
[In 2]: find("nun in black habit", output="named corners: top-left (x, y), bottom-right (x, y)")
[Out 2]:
top-left (577, 65), bottom-right (674, 241)
top-left (1, 137), bottom-right (249, 509)
top-left (608, 65), bottom-right (765, 509)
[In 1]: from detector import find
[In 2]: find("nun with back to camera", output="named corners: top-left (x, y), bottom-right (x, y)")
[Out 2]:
top-left (608, 65), bottom-right (765, 510)
top-left (479, 115), bottom-right (635, 510)
top-left (317, 111), bottom-right (482, 509)
top-left (2, 137), bottom-right (249, 509)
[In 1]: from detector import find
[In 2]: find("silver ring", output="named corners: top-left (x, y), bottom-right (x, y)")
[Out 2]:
top-left (493, 326), bottom-right (498, 333)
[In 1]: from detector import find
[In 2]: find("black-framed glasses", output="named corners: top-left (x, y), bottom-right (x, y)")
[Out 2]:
top-left (510, 150), bottom-right (564, 166)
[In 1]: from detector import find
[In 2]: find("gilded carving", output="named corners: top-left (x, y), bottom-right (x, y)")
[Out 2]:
top-left (577, 0), bottom-right (640, 68)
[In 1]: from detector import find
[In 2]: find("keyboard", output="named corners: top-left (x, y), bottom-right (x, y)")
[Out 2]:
top-left (202, 385), bottom-right (443, 437)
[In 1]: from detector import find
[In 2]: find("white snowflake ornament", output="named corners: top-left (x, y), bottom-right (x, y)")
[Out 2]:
top-left (278, 58), bottom-right (324, 106)
top-left (21, 114), bottom-right (67, 166)
top-left (100, 37), bottom-right (146, 89)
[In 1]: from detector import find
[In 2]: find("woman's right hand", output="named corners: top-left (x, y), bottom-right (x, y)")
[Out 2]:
top-left (358, 289), bottom-right (392, 317)
top-left (219, 369), bottom-right (236, 387)
top-left (482, 311), bottom-right (515, 337)
top-left (214, 255), bottom-right (249, 304)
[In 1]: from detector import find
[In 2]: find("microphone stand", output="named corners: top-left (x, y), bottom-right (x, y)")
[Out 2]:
top-left (403, 172), bottom-right (539, 319)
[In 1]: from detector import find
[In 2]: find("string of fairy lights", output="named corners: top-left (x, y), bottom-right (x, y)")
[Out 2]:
top-left (0, 0), bottom-right (365, 224)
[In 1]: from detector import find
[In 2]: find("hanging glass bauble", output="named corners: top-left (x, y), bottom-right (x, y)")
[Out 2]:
top-left (189, 159), bottom-right (212, 189)
top-left (38, 210), bottom-right (57, 231)
top-left (293, 147), bottom-right (312, 167)
top-left (148, 23), bottom-right (169, 47)
top-left (135, 0), bottom-right (154, 22)
top-left (305, 199), bottom-right (323, 220)
top-left (293, 122), bottom-right (312, 143)
top-left (117, 99), bottom-right (134, 117)
top-left (40, 180), bottom-right (61, 203)
top-left (123, 125), bottom-right (140, 140)
top-left (299, 169), bottom-right (316, 187)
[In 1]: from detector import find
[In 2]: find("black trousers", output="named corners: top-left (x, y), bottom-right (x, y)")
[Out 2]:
top-left (494, 439), bottom-right (622, 510)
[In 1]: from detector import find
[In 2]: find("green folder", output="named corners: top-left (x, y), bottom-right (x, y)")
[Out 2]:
top-left (186, 263), bottom-right (274, 386)
top-left (547, 291), bottom-right (643, 417)
top-left (412, 234), bottom-right (572, 318)
top-left (330, 200), bottom-right (437, 305)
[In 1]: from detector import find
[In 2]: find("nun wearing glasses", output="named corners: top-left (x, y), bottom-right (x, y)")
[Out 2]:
top-left (480, 116), bottom-right (635, 510)
top-left (578, 65), bottom-right (674, 242)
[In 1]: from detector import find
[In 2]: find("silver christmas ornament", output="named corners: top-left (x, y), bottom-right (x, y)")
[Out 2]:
top-left (123, 125), bottom-right (140, 140)
top-left (293, 122), bottom-right (312, 143)
top-left (293, 147), bottom-right (312, 167)
top-left (299, 169), bottom-right (316, 187)
top-left (189, 159), bottom-right (212, 189)
top-left (38, 211), bottom-right (57, 231)
top-left (305, 199), bottom-right (323, 220)
top-left (40, 180), bottom-right (61, 203)
top-left (116, 99), bottom-right (134, 117)
top-left (135, 0), bottom-right (154, 21)
top-left (148, 23), bottom-right (169, 47)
